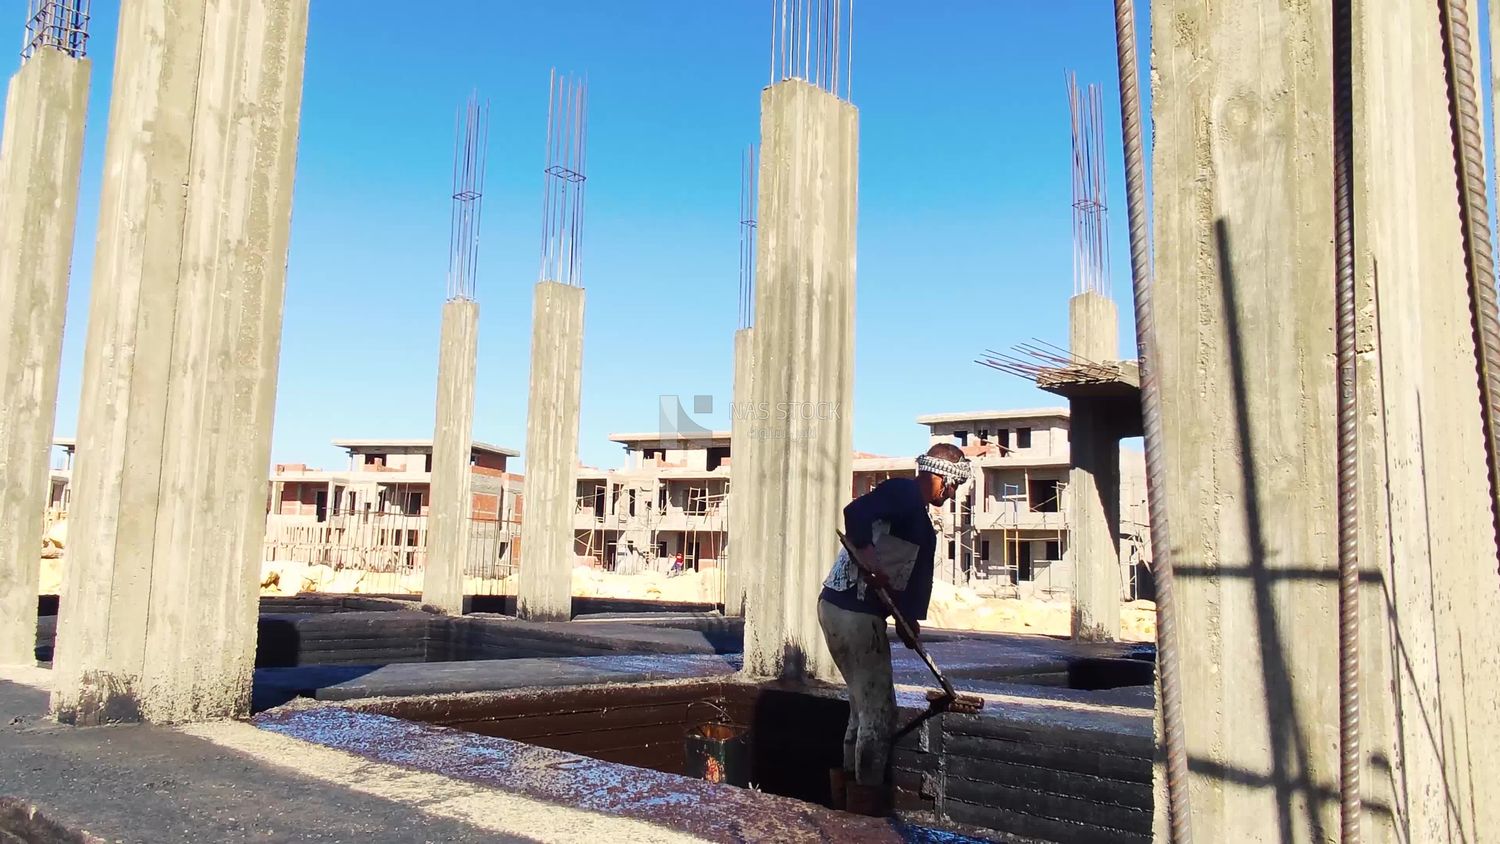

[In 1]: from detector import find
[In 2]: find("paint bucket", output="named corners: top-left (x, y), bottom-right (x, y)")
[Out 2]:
top-left (684, 721), bottom-right (752, 787)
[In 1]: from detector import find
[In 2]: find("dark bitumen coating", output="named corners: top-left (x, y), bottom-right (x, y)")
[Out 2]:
top-left (0, 680), bottom-right (533, 843)
top-left (255, 705), bottom-right (1000, 843)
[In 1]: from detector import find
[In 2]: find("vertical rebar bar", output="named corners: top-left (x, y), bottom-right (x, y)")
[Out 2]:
top-left (1438, 0), bottom-right (1500, 572)
top-left (1330, 0), bottom-right (1361, 838)
top-left (538, 71), bottom-right (589, 288)
top-left (1112, 0), bottom-right (1193, 840)
top-left (446, 91), bottom-right (488, 302)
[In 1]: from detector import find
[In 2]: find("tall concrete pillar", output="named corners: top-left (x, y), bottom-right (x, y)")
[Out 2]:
top-left (423, 298), bottom-right (478, 614)
top-left (741, 80), bottom-right (857, 683)
top-left (724, 326), bottom-right (755, 617)
top-left (0, 44), bottom-right (90, 665)
top-left (50, 0), bottom-right (309, 725)
top-left (1350, 2), bottom-right (1500, 838)
top-left (1067, 292), bottom-right (1121, 641)
top-left (1152, 1), bottom-right (1341, 834)
top-left (517, 282), bottom-right (584, 621)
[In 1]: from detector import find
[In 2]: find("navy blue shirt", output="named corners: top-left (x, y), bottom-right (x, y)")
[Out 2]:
top-left (819, 477), bottom-right (938, 621)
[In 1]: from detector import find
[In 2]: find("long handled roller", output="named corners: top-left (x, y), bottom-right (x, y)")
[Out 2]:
top-left (835, 530), bottom-right (984, 715)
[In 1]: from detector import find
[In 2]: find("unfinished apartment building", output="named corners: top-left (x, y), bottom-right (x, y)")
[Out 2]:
top-left (574, 431), bottom-right (732, 571)
top-left (264, 438), bottom-right (524, 583)
top-left (918, 408), bottom-right (1149, 599)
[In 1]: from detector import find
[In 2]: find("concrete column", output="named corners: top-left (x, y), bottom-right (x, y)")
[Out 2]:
top-left (1068, 407), bottom-right (1120, 640)
top-left (517, 281), bottom-right (584, 621)
top-left (1068, 291), bottom-right (1117, 362)
top-left (724, 326), bottom-right (754, 617)
top-left (0, 49), bottom-right (90, 665)
top-left (1066, 292), bottom-right (1121, 641)
top-left (1153, 1), bottom-right (1341, 834)
top-left (269, 480), bottom-right (285, 515)
top-left (51, 0), bottom-right (309, 725)
top-left (1351, 3), bottom-right (1500, 838)
top-left (741, 80), bottom-right (857, 683)
top-left (423, 298), bottom-right (478, 614)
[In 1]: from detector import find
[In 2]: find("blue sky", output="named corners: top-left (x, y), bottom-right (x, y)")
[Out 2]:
top-left (25, 1), bottom-right (1145, 471)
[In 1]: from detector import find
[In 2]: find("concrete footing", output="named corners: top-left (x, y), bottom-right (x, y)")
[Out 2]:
top-left (724, 326), bottom-right (755, 617)
top-left (1066, 292), bottom-right (1121, 641)
top-left (740, 80), bottom-right (857, 683)
top-left (517, 281), bottom-right (585, 622)
top-left (50, 0), bottom-right (309, 725)
top-left (0, 49), bottom-right (90, 666)
top-left (423, 298), bottom-right (479, 615)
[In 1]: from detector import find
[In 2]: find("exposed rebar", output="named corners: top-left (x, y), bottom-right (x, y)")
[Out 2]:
top-left (1112, 0), bottom-right (1193, 840)
top-left (1438, 0), bottom-right (1500, 569)
top-left (1331, 0), bottom-right (1361, 838)
top-left (738, 144), bottom-right (759, 330)
top-left (1067, 72), bottom-right (1112, 299)
top-left (20, 0), bottom-right (89, 60)
top-left (769, 0), bottom-right (853, 101)
top-left (446, 91), bottom-right (489, 302)
top-left (537, 70), bottom-right (589, 288)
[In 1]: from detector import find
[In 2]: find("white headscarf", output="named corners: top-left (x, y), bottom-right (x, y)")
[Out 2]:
top-left (916, 453), bottom-right (972, 486)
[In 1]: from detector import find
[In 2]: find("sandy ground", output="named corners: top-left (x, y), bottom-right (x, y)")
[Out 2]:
top-left (41, 554), bottom-right (1155, 641)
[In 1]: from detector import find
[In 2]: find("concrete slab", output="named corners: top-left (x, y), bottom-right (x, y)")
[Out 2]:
top-left (0, 679), bottom-right (525, 843)
top-left (310, 653), bottom-right (741, 701)
top-left (254, 704), bottom-right (992, 843)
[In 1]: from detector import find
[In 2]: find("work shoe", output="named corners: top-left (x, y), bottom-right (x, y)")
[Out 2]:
top-left (844, 782), bottom-right (893, 817)
top-left (827, 769), bottom-right (850, 810)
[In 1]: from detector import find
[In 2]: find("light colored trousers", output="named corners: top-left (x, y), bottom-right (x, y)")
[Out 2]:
top-left (818, 598), bottom-right (897, 786)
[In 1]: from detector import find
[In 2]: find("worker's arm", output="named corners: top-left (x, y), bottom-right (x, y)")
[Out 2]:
top-left (842, 480), bottom-right (908, 588)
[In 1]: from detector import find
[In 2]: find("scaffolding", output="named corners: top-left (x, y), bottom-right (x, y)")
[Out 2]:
top-left (962, 472), bottom-right (1070, 600)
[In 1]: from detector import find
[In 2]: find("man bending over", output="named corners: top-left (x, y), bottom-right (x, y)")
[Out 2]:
top-left (818, 442), bottom-right (971, 816)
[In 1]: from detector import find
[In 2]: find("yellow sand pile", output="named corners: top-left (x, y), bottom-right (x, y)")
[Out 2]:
top-left (925, 579), bottom-right (1156, 642)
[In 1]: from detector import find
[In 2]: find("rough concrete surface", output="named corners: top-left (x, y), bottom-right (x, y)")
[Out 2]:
top-left (0, 679), bottom-right (532, 843)
top-left (723, 326), bottom-right (755, 618)
top-left (0, 49), bottom-right (90, 666)
top-left (741, 80), bottom-right (858, 684)
top-left (518, 281), bottom-right (586, 622)
top-left (1152, 0), bottom-right (1343, 837)
top-left (424, 298), bottom-right (480, 614)
top-left (52, 0), bottom-right (310, 725)
top-left (1065, 293), bottom-right (1121, 642)
top-left (1351, 2), bottom-right (1500, 839)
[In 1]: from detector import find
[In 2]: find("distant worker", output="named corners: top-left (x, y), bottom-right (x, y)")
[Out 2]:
top-left (818, 442), bottom-right (970, 817)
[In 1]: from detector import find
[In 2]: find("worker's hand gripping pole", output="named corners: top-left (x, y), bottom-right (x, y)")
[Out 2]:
top-left (834, 530), bottom-right (978, 712)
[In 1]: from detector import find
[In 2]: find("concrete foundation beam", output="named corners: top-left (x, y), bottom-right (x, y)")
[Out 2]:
top-left (741, 80), bottom-right (857, 683)
top-left (50, 0), bottom-right (309, 725)
top-left (724, 326), bottom-right (755, 618)
top-left (517, 282), bottom-right (585, 622)
top-left (0, 49), bottom-right (90, 666)
top-left (423, 298), bottom-right (479, 615)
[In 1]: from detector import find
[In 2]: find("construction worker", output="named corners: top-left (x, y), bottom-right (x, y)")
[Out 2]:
top-left (817, 442), bottom-right (971, 817)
